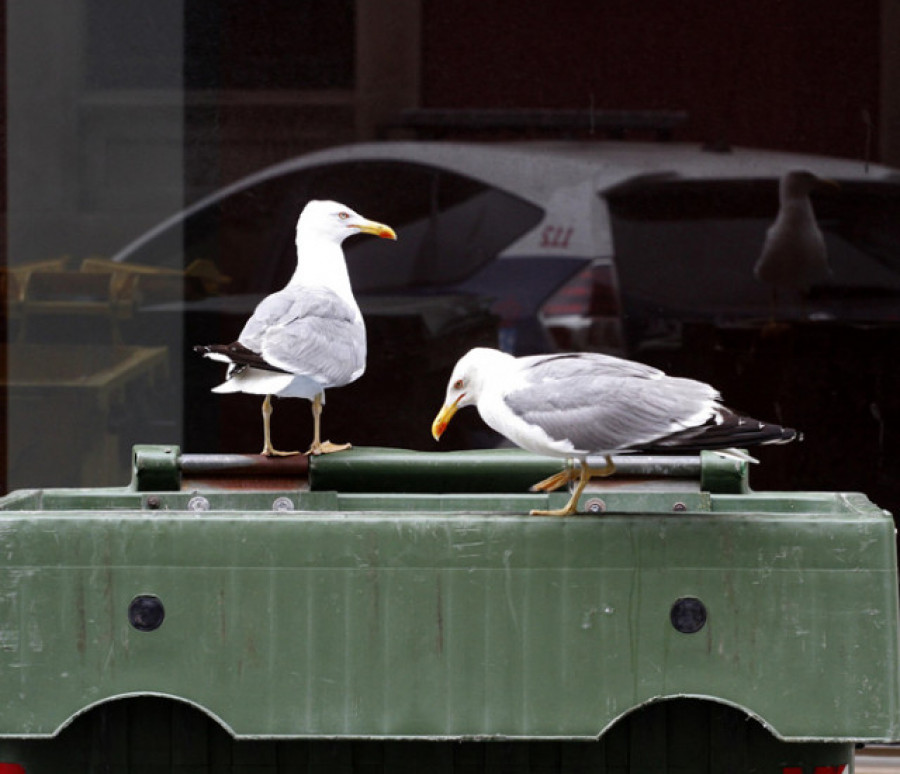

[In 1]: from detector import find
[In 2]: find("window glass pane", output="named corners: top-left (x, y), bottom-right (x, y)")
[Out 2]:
top-left (6, 2), bottom-right (900, 521)
top-left (87, 0), bottom-right (355, 91)
top-left (86, 0), bottom-right (184, 89)
top-left (7, 3), bottom-right (186, 490)
top-left (184, 0), bottom-right (354, 90)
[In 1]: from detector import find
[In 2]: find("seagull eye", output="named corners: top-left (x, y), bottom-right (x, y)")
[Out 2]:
top-left (453, 379), bottom-right (464, 390)
top-left (338, 211), bottom-right (350, 220)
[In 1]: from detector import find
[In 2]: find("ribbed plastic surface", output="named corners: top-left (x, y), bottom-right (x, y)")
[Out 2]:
top-left (0, 447), bottom-right (895, 747)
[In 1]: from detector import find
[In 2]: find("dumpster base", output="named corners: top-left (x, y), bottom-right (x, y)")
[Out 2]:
top-left (0, 696), bottom-right (855, 773)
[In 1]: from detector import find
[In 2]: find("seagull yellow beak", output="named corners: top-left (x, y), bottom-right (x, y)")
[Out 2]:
top-left (431, 397), bottom-right (462, 441)
top-left (353, 219), bottom-right (397, 240)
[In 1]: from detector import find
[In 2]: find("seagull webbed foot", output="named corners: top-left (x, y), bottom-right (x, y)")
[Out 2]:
top-left (529, 456), bottom-right (617, 494)
top-left (530, 502), bottom-right (580, 517)
top-left (261, 444), bottom-right (300, 457)
top-left (305, 440), bottom-right (352, 456)
top-left (529, 456), bottom-right (615, 517)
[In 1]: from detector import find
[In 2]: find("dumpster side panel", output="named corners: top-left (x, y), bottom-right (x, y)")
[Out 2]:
top-left (0, 510), bottom-right (897, 741)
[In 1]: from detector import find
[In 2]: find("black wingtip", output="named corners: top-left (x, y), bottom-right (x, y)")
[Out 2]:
top-left (647, 410), bottom-right (802, 454)
top-left (774, 426), bottom-right (802, 444)
top-left (193, 341), bottom-right (290, 374)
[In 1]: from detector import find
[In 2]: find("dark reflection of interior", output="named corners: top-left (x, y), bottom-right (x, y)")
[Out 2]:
top-left (605, 177), bottom-right (900, 349)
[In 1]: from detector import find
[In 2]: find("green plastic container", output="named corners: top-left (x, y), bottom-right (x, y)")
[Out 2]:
top-left (0, 446), bottom-right (895, 773)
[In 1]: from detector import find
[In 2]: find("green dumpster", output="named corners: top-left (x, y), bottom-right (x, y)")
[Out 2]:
top-left (0, 446), bottom-right (896, 773)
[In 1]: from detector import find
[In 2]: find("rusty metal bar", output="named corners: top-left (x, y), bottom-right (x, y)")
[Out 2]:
top-left (180, 453), bottom-right (309, 478)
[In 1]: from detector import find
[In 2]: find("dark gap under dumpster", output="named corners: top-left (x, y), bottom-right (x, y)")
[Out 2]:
top-left (0, 445), bottom-right (896, 773)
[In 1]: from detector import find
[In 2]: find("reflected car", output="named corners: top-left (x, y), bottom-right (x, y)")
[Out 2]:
top-left (116, 140), bottom-right (900, 352)
top-left (110, 140), bottom-right (900, 452)
top-left (113, 141), bottom-right (624, 357)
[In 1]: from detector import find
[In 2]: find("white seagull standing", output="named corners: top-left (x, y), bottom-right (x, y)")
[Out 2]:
top-left (432, 348), bottom-right (799, 516)
top-left (195, 200), bottom-right (396, 456)
top-left (754, 169), bottom-right (838, 315)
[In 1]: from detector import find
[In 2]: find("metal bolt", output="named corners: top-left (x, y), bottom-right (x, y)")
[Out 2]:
top-left (129, 595), bottom-right (165, 632)
top-left (188, 496), bottom-right (210, 512)
top-left (272, 497), bottom-right (295, 512)
top-left (672, 502), bottom-right (688, 512)
top-left (146, 496), bottom-right (161, 510)
top-left (670, 597), bottom-right (707, 634)
top-left (585, 498), bottom-right (606, 514)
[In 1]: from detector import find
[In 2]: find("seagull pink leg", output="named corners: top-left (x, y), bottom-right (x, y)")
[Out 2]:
top-left (305, 393), bottom-right (352, 456)
top-left (261, 394), bottom-right (299, 457)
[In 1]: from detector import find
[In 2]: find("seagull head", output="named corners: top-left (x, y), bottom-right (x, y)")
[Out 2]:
top-left (298, 200), bottom-right (397, 244)
top-left (781, 170), bottom-right (839, 201)
top-left (431, 347), bottom-right (512, 440)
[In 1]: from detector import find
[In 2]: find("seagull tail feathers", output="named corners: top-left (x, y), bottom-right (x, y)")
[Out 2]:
top-left (211, 370), bottom-right (297, 396)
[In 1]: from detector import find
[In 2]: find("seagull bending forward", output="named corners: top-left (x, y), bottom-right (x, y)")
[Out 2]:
top-left (432, 348), bottom-right (799, 516)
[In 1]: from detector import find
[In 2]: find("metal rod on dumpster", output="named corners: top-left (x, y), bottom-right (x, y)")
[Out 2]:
top-left (592, 455), bottom-right (701, 477)
top-left (180, 453), bottom-right (309, 478)
top-left (180, 452), bottom-right (702, 479)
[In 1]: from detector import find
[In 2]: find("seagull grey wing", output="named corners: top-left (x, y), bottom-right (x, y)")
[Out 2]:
top-left (504, 370), bottom-right (719, 454)
top-left (261, 287), bottom-right (366, 388)
top-left (238, 290), bottom-right (297, 352)
top-left (519, 352), bottom-right (665, 382)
